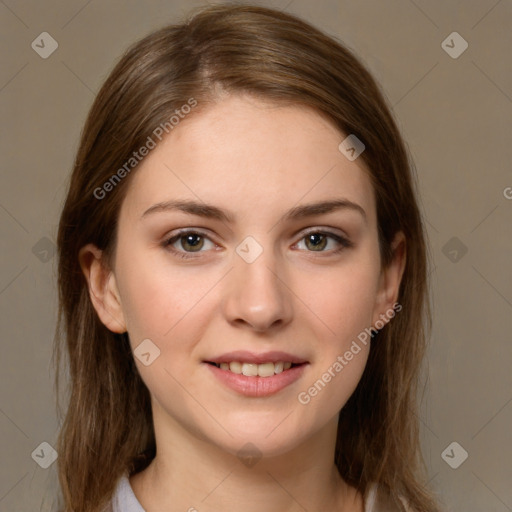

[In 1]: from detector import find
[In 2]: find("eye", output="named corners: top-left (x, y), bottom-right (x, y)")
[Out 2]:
top-left (294, 230), bottom-right (353, 254)
top-left (163, 230), bottom-right (217, 258)
top-left (161, 228), bottom-right (353, 260)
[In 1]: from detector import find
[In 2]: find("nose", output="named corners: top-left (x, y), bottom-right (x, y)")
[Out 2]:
top-left (221, 248), bottom-right (294, 333)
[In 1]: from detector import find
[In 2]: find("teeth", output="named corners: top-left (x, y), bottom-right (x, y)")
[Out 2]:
top-left (274, 361), bottom-right (284, 374)
top-left (229, 361), bottom-right (242, 374)
top-left (242, 363), bottom-right (258, 377)
top-left (257, 362), bottom-right (275, 377)
top-left (215, 361), bottom-right (296, 377)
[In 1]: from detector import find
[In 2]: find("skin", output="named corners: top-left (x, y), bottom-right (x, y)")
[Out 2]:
top-left (80, 93), bottom-right (406, 512)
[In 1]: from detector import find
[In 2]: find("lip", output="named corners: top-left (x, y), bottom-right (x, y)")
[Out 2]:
top-left (205, 350), bottom-right (308, 365)
top-left (205, 362), bottom-right (308, 397)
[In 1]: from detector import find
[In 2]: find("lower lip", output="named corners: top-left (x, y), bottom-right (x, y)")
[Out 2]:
top-left (205, 363), bottom-right (307, 397)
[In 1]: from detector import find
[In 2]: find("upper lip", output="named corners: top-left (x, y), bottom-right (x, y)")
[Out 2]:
top-left (205, 351), bottom-right (308, 365)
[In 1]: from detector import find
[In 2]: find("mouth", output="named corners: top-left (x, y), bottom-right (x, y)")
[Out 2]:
top-left (203, 351), bottom-right (309, 397)
top-left (205, 360), bottom-right (303, 377)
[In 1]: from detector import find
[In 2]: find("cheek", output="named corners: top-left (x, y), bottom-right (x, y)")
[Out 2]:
top-left (115, 255), bottom-right (215, 393)
top-left (292, 257), bottom-right (378, 413)
top-left (115, 249), bottom-right (216, 342)
top-left (295, 258), bottom-right (380, 346)
top-left (296, 280), bottom-right (374, 423)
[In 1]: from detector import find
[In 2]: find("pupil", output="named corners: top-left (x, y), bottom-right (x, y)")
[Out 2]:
top-left (183, 234), bottom-right (203, 251)
top-left (307, 233), bottom-right (326, 251)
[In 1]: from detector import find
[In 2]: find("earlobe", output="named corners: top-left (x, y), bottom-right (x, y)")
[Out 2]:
top-left (78, 243), bottom-right (127, 333)
top-left (372, 231), bottom-right (407, 328)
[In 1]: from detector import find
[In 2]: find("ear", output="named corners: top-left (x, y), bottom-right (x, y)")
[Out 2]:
top-left (78, 243), bottom-right (127, 333)
top-left (371, 231), bottom-right (406, 328)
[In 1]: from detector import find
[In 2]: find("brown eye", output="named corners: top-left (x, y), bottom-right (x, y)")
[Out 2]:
top-left (179, 233), bottom-right (205, 252)
top-left (304, 233), bottom-right (328, 251)
top-left (295, 230), bottom-right (353, 254)
top-left (163, 230), bottom-right (216, 259)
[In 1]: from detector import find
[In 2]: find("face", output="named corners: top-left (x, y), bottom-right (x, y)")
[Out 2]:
top-left (84, 93), bottom-right (404, 458)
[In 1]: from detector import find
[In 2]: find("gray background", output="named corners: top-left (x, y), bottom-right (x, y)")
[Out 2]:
top-left (1, 0), bottom-right (511, 511)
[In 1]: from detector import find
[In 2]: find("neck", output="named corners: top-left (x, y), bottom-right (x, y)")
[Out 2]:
top-left (130, 410), bottom-right (363, 512)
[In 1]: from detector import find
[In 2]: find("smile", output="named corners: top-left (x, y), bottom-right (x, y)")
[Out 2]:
top-left (204, 351), bottom-right (309, 397)
top-left (208, 361), bottom-right (298, 377)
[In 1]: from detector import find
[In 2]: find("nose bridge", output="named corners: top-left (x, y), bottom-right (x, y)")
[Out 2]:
top-left (222, 241), bottom-right (293, 331)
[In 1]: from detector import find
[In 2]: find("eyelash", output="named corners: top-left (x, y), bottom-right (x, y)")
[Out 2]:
top-left (162, 228), bottom-right (353, 260)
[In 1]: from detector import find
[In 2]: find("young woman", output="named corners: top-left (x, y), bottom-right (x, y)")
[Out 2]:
top-left (54, 4), bottom-right (442, 512)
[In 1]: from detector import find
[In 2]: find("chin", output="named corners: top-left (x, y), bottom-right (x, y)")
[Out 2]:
top-left (210, 415), bottom-right (314, 459)
top-left (215, 434), bottom-right (303, 461)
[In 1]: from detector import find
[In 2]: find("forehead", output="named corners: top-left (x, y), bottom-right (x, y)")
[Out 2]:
top-left (120, 94), bottom-right (376, 225)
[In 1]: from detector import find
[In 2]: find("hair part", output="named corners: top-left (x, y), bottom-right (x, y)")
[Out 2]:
top-left (54, 3), bottom-right (440, 511)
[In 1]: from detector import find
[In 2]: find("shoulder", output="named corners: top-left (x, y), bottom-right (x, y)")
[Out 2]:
top-left (110, 472), bottom-right (146, 512)
top-left (364, 482), bottom-right (417, 512)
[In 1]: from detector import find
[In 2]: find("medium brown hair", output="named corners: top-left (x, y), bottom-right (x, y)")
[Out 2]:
top-left (54, 3), bottom-right (441, 511)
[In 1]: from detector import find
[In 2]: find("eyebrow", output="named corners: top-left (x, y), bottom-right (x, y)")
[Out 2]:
top-left (141, 198), bottom-right (367, 224)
